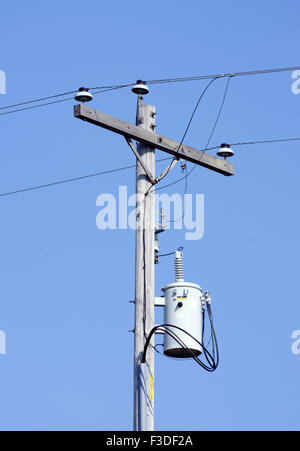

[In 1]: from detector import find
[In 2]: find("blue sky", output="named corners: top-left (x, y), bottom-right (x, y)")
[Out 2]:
top-left (0, 0), bottom-right (299, 431)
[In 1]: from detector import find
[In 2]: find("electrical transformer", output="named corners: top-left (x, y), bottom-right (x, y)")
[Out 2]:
top-left (162, 251), bottom-right (203, 358)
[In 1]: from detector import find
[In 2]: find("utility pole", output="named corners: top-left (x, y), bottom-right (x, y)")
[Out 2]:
top-left (74, 83), bottom-right (234, 432)
top-left (133, 95), bottom-right (156, 431)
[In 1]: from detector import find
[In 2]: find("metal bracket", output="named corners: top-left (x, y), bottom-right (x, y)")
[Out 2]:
top-left (201, 291), bottom-right (212, 310)
top-left (125, 137), bottom-right (155, 183)
top-left (153, 157), bottom-right (179, 185)
top-left (154, 297), bottom-right (165, 307)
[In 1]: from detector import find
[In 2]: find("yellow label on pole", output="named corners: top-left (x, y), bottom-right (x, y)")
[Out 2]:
top-left (150, 375), bottom-right (153, 401)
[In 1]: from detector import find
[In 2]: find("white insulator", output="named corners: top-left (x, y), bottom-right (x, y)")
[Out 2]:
top-left (131, 80), bottom-right (149, 95)
top-left (74, 87), bottom-right (93, 103)
top-left (174, 250), bottom-right (184, 282)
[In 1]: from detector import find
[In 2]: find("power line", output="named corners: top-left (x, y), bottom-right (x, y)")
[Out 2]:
top-left (178, 75), bottom-right (234, 189)
top-left (1, 66), bottom-right (299, 195)
top-left (156, 75), bottom-right (233, 193)
top-left (176, 77), bottom-right (221, 149)
top-left (0, 84), bottom-right (131, 112)
top-left (204, 76), bottom-right (233, 149)
top-left (89, 83), bottom-right (133, 91)
top-left (153, 76), bottom-right (224, 225)
top-left (152, 63), bottom-right (299, 192)
top-left (149, 76), bottom-right (220, 193)
top-left (0, 157), bottom-right (172, 198)
top-left (1, 65), bottom-right (299, 116)
top-left (0, 96), bottom-right (75, 116)
top-left (205, 136), bottom-right (300, 151)
top-left (150, 136), bottom-right (300, 192)
top-left (145, 65), bottom-right (300, 85)
top-left (0, 90), bottom-right (78, 111)
top-left (0, 86), bottom-right (129, 117)
top-left (158, 246), bottom-right (184, 258)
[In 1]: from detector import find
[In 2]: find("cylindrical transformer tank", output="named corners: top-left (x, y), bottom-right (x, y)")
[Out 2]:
top-left (162, 281), bottom-right (203, 358)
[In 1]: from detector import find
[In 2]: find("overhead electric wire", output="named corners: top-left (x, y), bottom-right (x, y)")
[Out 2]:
top-left (1, 65), bottom-right (299, 196)
top-left (0, 84), bottom-right (131, 112)
top-left (138, 135), bottom-right (300, 194)
top-left (0, 90), bottom-right (78, 111)
top-left (204, 75), bottom-right (233, 150)
top-left (205, 136), bottom-right (300, 151)
top-left (145, 65), bottom-right (300, 85)
top-left (0, 85), bottom-right (130, 116)
top-left (148, 76), bottom-right (220, 196)
top-left (89, 83), bottom-right (133, 91)
top-left (2, 134), bottom-right (298, 198)
top-left (88, 84), bottom-right (132, 95)
top-left (1, 65), bottom-right (299, 117)
top-left (0, 157), bottom-right (172, 198)
top-left (158, 246), bottom-right (184, 258)
top-left (175, 77), bottom-right (221, 150)
top-left (156, 74), bottom-right (233, 196)
top-left (0, 96), bottom-right (76, 116)
top-left (177, 74), bottom-right (234, 188)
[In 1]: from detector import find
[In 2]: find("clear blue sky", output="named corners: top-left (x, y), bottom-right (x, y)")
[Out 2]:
top-left (0, 0), bottom-right (299, 431)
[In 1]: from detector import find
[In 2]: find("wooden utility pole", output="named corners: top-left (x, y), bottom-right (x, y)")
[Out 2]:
top-left (133, 96), bottom-right (156, 431)
top-left (74, 87), bottom-right (234, 431)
